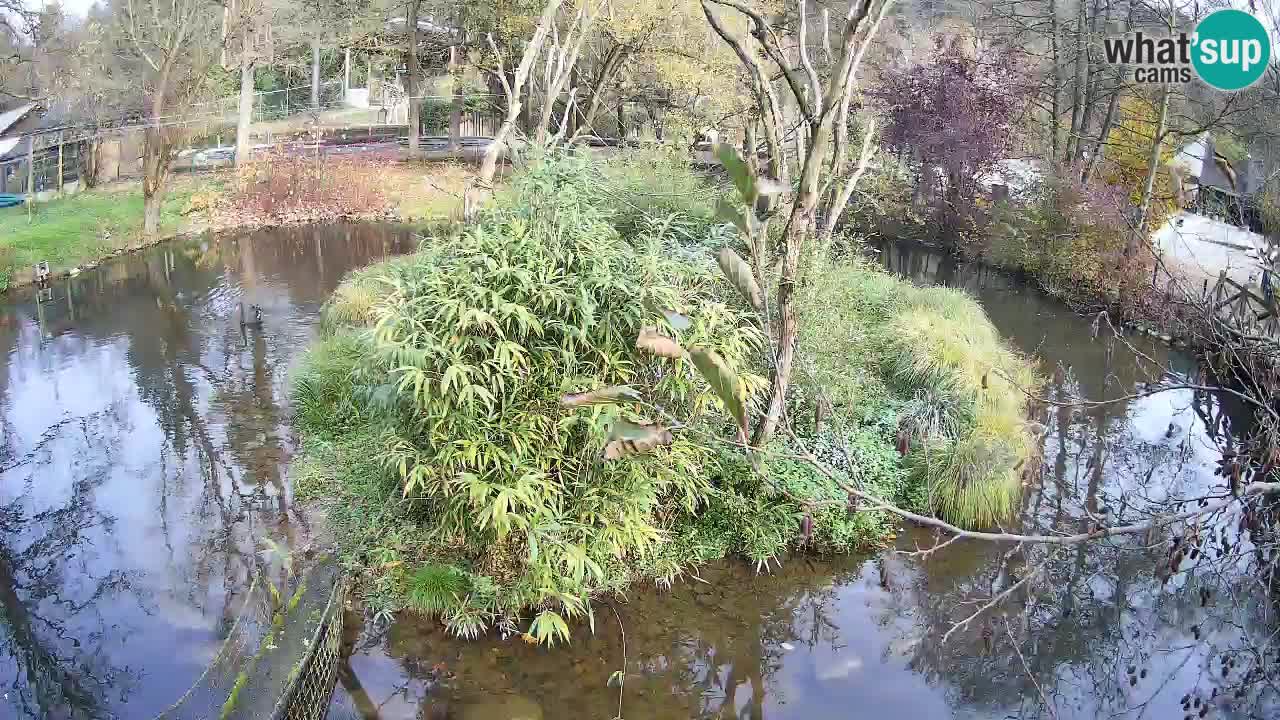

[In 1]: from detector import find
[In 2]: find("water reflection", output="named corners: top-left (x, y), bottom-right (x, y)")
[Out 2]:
top-left (0, 224), bottom-right (413, 719)
top-left (331, 241), bottom-right (1276, 720)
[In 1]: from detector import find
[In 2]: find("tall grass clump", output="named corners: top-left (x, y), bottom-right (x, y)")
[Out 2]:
top-left (799, 259), bottom-right (1039, 529)
top-left (291, 330), bottom-right (366, 432)
top-left (598, 147), bottom-right (719, 240)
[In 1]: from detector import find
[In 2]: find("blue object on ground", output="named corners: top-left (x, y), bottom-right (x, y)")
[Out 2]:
top-left (0, 193), bottom-right (24, 208)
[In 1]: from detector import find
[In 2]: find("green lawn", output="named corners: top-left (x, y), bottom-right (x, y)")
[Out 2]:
top-left (0, 186), bottom-right (192, 290)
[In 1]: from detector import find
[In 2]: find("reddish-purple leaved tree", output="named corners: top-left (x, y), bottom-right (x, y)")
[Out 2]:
top-left (872, 39), bottom-right (1027, 242)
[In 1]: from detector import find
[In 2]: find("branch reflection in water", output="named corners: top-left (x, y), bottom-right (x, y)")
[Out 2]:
top-left (0, 224), bottom-right (416, 719)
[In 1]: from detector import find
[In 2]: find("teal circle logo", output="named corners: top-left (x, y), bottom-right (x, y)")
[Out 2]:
top-left (1192, 9), bottom-right (1271, 91)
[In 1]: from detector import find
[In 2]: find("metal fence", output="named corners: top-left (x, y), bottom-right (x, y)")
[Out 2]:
top-left (147, 563), bottom-right (349, 720)
top-left (0, 138), bottom-right (88, 195)
top-left (271, 576), bottom-right (349, 720)
top-left (421, 107), bottom-right (503, 138)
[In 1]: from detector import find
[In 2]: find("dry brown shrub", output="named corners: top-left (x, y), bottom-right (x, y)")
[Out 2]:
top-left (220, 148), bottom-right (396, 225)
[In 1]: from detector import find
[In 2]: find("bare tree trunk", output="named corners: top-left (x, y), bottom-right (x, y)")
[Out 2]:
top-left (1081, 70), bottom-right (1121, 185)
top-left (1049, 0), bottom-right (1061, 163)
top-left (448, 81), bottom-right (462, 152)
top-left (80, 139), bottom-right (99, 189)
top-left (1130, 84), bottom-right (1170, 256)
top-left (533, 2), bottom-right (597, 145)
top-left (143, 74), bottom-right (174, 241)
top-left (143, 128), bottom-right (168, 240)
top-left (701, 1), bottom-right (788, 184)
top-left (406, 0), bottom-right (421, 156)
top-left (1083, 0), bottom-right (1133, 184)
top-left (752, 0), bottom-right (887, 446)
top-left (575, 44), bottom-right (629, 138)
top-left (25, 139), bottom-right (33, 223)
top-left (310, 36), bottom-right (321, 110)
top-left (448, 46), bottom-right (462, 152)
top-left (756, 129), bottom-right (831, 446)
top-left (235, 51), bottom-right (255, 168)
top-left (1065, 0), bottom-right (1088, 163)
top-left (1075, 0), bottom-right (1106, 157)
top-left (470, 0), bottom-right (565, 216)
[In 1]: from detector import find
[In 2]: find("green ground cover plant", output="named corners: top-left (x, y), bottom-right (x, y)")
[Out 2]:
top-left (291, 150), bottom-right (1038, 643)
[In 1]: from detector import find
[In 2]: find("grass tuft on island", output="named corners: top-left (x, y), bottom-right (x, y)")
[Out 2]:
top-left (290, 151), bottom-right (1039, 644)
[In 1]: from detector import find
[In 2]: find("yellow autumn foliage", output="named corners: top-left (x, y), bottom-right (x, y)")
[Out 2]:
top-left (1098, 93), bottom-right (1178, 234)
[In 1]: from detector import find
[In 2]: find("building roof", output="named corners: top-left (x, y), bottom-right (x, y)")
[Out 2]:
top-left (1174, 134), bottom-right (1262, 197)
top-left (0, 104), bottom-right (36, 137)
top-left (0, 136), bottom-right (29, 163)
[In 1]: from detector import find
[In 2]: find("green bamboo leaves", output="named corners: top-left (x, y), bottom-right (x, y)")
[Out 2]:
top-left (688, 347), bottom-right (749, 440)
top-left (633, 324), bottom-right (750, 441)
top-left (530, 610), bottom-right (571, 647)
top-left (716, 246), bottom-right (763, 311)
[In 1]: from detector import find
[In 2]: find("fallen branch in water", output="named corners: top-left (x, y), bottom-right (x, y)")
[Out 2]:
top-left (655, 403), bottom-right (1280, 549)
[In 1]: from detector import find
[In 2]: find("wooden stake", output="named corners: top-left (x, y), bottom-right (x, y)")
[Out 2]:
top-left (26, 137), bottom-right (34, 223)
top-left (344, 48), bottom-right (351, 94)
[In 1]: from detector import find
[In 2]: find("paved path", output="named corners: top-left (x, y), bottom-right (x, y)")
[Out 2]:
top-left (1155, 211), bottom-right (1268, 285)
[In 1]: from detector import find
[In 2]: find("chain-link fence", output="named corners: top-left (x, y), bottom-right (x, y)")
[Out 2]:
top-left (151, 560), bottom-right (348, 720)
top-left (271, 575), bottom-right (349, 720)
top-left (1, 137), bottom-right (89, 195)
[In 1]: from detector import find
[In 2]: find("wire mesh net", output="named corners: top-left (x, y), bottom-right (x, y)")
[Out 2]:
top-left (152, 560), bottom-right (347, 720)
top-left (271, 576), bottom-right (348, 720)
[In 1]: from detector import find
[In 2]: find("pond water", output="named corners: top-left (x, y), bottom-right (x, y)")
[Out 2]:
top-left (0, 225), bottom-right (415, 719)
top-left (0, 228), bottom-right (1271, 719)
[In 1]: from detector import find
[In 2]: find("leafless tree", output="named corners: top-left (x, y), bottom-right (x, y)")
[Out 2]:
top-left (465, 0), bottom-right (564, 217)
top-left (224, 0), bottom-right (287, 168)
top-left (702, 0), bottom-right (891, 446)
top-left (0, 0), bottom-right (38, 101)
top-left (114, 0), bottom-right (222, 238)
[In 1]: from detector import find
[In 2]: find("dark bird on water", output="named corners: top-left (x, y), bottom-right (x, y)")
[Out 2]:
top-left (239, 303), bottom-right (264, 329)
